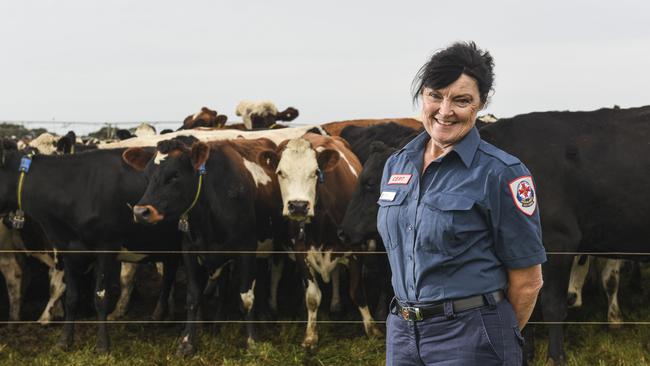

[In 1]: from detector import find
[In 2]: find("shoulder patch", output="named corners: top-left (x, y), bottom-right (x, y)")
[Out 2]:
top-left (479, 141), bottom-right (520, 166)
top-left (508, 176), bottom-right (537, 216)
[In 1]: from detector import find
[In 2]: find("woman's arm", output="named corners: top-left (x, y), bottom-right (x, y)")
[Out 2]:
top-left (507, 264), bottom-right (543, 329)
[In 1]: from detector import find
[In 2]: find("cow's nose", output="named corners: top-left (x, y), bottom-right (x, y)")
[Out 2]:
top-left (133, 205), bottom-right (151, 223)
top-left (133, 205), bottom-right (164, 224)
top-left (567, 292), bottom-right (577, 307)
top-left (288, 200), bottom-right (309, 216)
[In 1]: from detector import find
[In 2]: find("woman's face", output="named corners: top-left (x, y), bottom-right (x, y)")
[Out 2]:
top-left (421, 74), bottom-right (484, 148)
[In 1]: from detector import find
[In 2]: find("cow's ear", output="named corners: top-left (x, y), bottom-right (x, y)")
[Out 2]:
top-left (122, 147), bottom-right (154, 171)
top-left (317, 149), bottom-right (340, 172)
top-left (215, 114), bottom-right (228, 128)
top-left (276, 107), bottom-right (299, 122)
top-left (190, 142), bottom-right (210, 171)
top-left (257, 150), bottom-right (278, 171)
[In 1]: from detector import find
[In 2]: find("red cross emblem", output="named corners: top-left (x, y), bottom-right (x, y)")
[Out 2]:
top-left (518, 182), bottom-right (531, 198)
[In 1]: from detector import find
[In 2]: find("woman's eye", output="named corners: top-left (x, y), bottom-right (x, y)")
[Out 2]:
top-left (277, 170), bottom-right (285, 178)
top-left (428, 92), bottom-right (442, 101)
top-left (455, 98), bottom-right (471, 107)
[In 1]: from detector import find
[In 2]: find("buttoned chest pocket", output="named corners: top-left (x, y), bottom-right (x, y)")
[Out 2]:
top-left (420, 194), bottom-right (487, 257)
top-left (376, 190), bottom-right (408, 250)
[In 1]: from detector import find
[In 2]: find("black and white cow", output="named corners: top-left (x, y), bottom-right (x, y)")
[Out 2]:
top-left (337, 123), bottom-right (422, 320)
top-left (0, 144), bottom-right (182, 353)
top-left (479, 105), bottom-right (650, 365)
top-left (123, 136), bottom-right (285, 356)
top-left (567, 255), bottom-right (623, 328)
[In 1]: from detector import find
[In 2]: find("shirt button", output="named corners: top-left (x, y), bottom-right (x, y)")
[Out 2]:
top-left (407, 224), bottom-right (413, 231)
top-left (408, 255), bottom-right (413, 261)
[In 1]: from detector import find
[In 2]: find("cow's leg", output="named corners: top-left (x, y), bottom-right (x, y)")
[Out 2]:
top-left (239, 254), bottom-right (258, 346)
top-left (94, 253), bottom-right (118, 353)
top-left (0, 254), bottom-right (23, 322)
top-left (303, 276), bottom-right (321, 349)
top-left (374, 256), bottom-right (392, 322)
top-left (521, 324), bottom-right (536, 366)
top-left (107, 262), bottom-right (138, 321)
top-left (296, 254), bottom-right (321, 350)
top-left (601, 259), bottom-right (623, 329)
top-left (30, 253), bottom-right (66, 324)
top-left (178, 253), bottom-right (202, 357)
top-left (329, 264), bottom-right (342, 314)
top-left (348, 257), bottom-right (382, 338)
top-left (269, 255), bottom-right (284, 314)
top-left (541, 251), bottom-right (573, 366)
top-left (153, 258), bottom-right (179, 321)
top-left (567, 255), bottom-right (590, 308)
top-left (38, 265), bottom-right (66, 324)
top-left (56, 255), bottom-right (83, 351)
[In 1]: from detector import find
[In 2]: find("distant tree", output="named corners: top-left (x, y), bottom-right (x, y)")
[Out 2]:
top-left (0, 123), bottom-right (48, 139)
top-left (88, 126), bottom-right (114, 139)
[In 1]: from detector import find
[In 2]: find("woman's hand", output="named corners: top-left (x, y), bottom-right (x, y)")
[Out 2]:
top-left (507, 264), bottom-right (543, 329)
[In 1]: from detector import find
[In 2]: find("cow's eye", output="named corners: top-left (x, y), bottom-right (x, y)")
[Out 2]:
top-left (164, 172), bottom-right (179, 184)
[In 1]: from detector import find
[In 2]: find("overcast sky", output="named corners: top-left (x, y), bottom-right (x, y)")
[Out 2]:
top-left (1, 0), bottom-right (648, 135)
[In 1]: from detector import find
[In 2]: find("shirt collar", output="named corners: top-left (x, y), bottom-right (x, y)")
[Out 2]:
top-left (402, 127), bottom-right (480, 168)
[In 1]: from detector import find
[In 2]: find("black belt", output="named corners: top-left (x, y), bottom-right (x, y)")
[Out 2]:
top-left (394, 290), bottom-right (504, 321)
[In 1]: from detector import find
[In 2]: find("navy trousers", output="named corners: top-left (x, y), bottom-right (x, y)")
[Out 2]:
top-left (386, 296), bottom-right (524, 365)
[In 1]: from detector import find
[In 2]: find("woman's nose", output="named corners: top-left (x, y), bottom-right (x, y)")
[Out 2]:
top-left (438, 99), bottom-right (454, 117)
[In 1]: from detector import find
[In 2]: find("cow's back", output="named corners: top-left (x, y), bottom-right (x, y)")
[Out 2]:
top-left (480, 106), bottom-right (650, 251)
top-left (321, 118), bottom-right (422, 137)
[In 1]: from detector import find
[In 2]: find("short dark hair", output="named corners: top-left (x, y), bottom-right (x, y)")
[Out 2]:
top-left (412, 41), bottom-right (494, 105)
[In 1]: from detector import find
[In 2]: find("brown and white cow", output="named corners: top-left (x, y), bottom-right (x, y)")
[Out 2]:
top-left (320, 117), bottom-right (422, 137)
top-left (235, 101), bottom-right (299, 130)
top-left (180, 107), bottom-right (229, 130)
top-left (271, 132), bottom-right (381, 349)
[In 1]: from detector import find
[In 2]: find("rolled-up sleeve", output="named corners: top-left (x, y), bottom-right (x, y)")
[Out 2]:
top-left (490, 163), bottom-right (547, 268)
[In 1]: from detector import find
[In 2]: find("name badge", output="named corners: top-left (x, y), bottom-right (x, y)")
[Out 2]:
top-left (379, 191), bottom-right (396, 201)
top-left (388, 174), bottom-right (412, 185)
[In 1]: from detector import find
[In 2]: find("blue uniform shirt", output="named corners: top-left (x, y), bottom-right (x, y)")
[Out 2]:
top-left (377, 127), bottom-right (546, 303)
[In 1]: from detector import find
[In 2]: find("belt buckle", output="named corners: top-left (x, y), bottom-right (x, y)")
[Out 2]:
top-left (401, 306), bottom-right (423, 321)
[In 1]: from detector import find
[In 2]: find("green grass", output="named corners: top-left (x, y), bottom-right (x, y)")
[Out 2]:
top-left (3, 319), bottom-right (650, 365)
top-left (1, 263), bottom-right (650, 365)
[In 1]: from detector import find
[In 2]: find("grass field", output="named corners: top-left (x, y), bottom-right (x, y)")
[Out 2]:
top-left (0, 261), bottom-right (649, 365)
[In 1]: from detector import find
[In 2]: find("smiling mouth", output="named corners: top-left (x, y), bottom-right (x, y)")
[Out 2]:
top-left (435, 118), bottom-right (458, 126)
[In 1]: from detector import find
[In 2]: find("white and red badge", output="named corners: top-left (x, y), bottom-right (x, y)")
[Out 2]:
top-left (388, 174), bottom-right (412, 185)
top-left (508, 176), bottom-right (537, 216)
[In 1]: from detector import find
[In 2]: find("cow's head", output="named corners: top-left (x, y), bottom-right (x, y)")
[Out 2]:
top-left (28, 133), bottom-right (58, 155)
top-left (275, 137), bottom-right (339, 220)
top-left (122, 136), bottom-right (207, 225)
top-left (56, 131), bottom-right (76, 154)
top-left (236, 101), bottom-right (299, 130)
top-left (339, 141), bottom-right (396, 247)
top-left (135, 123), bottom-right (156, 137)
top-left (181, 107), bottom-right (228, 130)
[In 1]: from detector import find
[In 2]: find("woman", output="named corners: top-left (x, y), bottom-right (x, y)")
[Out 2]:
top-left (378, 41), bottom-right (546, 365)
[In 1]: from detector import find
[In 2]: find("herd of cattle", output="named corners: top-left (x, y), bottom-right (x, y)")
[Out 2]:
top-left (0, 102), bottom-right (648, 365)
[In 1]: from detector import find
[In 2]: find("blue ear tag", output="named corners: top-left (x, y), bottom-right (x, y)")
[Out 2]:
top-left (316, 168), bottom-right (324, 184)
top-left (19, 156), bottom-right (32, 173)
top-left (198, 163), bottom-right (207, 175)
